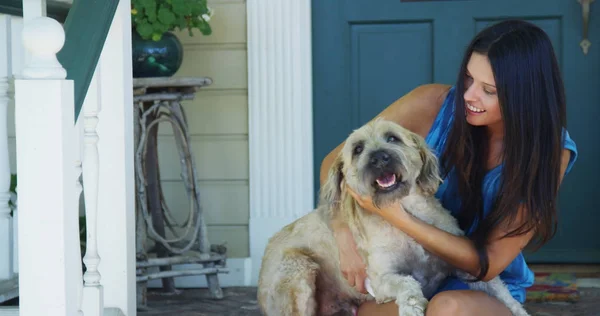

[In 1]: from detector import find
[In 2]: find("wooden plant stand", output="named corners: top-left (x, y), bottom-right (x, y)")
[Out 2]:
top-left (132, 77), bottom-right (228, 309)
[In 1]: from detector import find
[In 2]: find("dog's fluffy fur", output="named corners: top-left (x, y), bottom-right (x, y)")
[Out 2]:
top-left (257, 119), bottom-right (529, 316)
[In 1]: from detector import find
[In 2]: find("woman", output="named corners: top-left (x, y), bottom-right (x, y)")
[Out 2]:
top-left (319, 20), bottom-right (578, 315)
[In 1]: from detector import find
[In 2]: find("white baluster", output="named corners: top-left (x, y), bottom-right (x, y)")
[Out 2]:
top-left (15, 15), bottom-right (80, 316)
top-left (11, 185), bottom-right (17, 276)
top-left (81, 63), bottom-right (103, 316)
top-left (83, 98), bottom-right (101, 286)
top-left (0, 15), bottom-right (14, 282)
top-left (75, 159), bottom-right (84, 316)
top-left (10, 16), bottom-right (24, 278)
top-left (75, 71), bottom-right (85, 316)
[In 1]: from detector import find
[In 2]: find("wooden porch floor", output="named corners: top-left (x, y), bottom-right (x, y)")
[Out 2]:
top-left (1, 285), bottom-right (599, 315)
top-left (138, 286), bottom-right (600, 316)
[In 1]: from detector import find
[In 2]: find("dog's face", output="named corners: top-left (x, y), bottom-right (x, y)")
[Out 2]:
top-left (321, 119), bottom-right (442, 209)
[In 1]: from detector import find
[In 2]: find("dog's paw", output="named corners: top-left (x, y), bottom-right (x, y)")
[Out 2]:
top-left (397, 295), bottom-right (428, 316)
top-left (509, 304), bottom-right (530, 316)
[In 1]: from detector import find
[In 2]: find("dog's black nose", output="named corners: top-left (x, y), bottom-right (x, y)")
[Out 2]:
top-left (370, 150), bottom-right (390, 168)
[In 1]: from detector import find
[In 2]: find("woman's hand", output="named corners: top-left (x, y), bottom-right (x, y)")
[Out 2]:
top-left (332, 223), bottom-right (368, 294)
top-left (344, 183), bottom-right (408, 222)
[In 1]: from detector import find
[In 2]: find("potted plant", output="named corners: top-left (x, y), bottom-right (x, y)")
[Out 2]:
top-left (131, 0), bottom-right (214, 78)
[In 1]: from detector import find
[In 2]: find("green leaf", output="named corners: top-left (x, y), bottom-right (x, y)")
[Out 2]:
top-left (171, 0), bottom-right (191, 16)
top-left (197, 19), bottom-right (212, 36)
top-left (177, 16), bottom-right (188, 29)
top-left (131, 1), bottom-right (143, 13)
top-left (157, 7), bottom-right (176, 25)
top-left (189, 2), bottom-right (205, 15)
top-left (136, 21), bottom-right (154, 40)
top-left (146, 7), bottom-right (157, 22)
top-left (133, 15), bottom-right (144, 24)
top-left (152, 21), bottom-right (169, 34)
top-left (140, 0), bottom-right (156, 9)
top-left (132, 0), bottom-right (213, 38)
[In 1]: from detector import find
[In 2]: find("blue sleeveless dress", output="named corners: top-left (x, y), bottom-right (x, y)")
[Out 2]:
top-left (425, 86), bottom-right (579, 303)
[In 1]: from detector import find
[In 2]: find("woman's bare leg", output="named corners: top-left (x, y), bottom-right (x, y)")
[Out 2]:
top-left (425, 290), bottom-right (513, 315)
top-left (357, 290), bottom-right (515, 316)
top-left (356, 300), bottom-right (399, 316)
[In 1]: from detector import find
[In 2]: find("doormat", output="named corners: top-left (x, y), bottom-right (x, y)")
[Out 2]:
top-left (526, 272), bottom-right (580, 303)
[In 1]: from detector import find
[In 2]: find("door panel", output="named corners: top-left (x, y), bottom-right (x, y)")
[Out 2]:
top-left (312, 0), bottom-right (600, 263)
top-left (351, 22), bottom-right (434, 124)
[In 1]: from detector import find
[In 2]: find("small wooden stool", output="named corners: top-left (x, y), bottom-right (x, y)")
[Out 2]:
top-left (132, 77), bottom-right (228, 310)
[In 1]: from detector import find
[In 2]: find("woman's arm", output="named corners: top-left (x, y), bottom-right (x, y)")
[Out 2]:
top-left (384, 204), bottom-right (534, 281)
top-left (347, 148), bottom-right (573, 281)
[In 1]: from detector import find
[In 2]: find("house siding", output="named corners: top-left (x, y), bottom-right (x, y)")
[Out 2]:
top-left (161, 0), bottom-right (250, 258)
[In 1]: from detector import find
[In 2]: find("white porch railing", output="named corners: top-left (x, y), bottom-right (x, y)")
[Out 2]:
top-left (0, 0), bottom-right (136, 315)
top-left (0, 13), bottom-right (21, 306)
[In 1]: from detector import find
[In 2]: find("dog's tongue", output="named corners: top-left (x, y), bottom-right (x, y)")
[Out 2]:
top-left (376, 173), bottom-right (396, 188)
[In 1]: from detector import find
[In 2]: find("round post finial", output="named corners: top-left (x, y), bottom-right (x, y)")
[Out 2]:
top-left (21, 16), bottom-right (67, 79)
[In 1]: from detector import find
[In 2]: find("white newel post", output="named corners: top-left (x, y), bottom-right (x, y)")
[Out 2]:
top-left (95, 0), bottom-right (136, 314)
top-left (247, 0), bottom-right (314, 285)
top-left (15, 15), bottom-right (80, 316)
top-left (0, 15), bottom-right (14, 282)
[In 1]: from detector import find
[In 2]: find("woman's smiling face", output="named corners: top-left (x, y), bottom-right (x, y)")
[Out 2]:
top-left (462, 52), bottom-right (503, 129)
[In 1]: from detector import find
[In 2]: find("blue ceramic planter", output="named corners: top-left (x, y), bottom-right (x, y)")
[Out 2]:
top-left (132, 31), bottom-right (183, 78)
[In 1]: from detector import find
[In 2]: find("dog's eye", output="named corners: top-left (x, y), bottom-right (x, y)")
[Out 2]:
top-left (353, 145), bottom-right (363, 155)
top-left (387, 135), bottom-right (399, 143)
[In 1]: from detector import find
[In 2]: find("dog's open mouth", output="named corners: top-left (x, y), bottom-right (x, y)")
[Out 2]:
top-left (375, 172), bottom-right (400, 191)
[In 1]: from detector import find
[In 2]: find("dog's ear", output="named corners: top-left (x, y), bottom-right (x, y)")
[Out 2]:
top-left (414, 136), bottom-right (442, 195)
top-left (319, 155), bottom-right (344, 209)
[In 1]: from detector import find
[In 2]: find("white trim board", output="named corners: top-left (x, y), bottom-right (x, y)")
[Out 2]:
top-left (246, 0), bottom-right (315, 287)
top-left (147, 257), bottom-right (252, 288)
top-left (0, 307), bottom-right (18, 316)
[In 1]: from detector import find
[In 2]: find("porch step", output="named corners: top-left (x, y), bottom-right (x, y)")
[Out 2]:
top-left (104, 307), bottom-right (126, 316)
top-left (530, 264), bottom-right (600, 275)
top-left (0, 307), bottom-right (124, 316)
top-left (577, 278), bottom-right (600, 288)
top-left (0, 277), bottom-right (18, 304)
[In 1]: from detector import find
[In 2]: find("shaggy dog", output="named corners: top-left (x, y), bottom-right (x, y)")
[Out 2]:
top-left (257, 119), bottom-right (529, 316)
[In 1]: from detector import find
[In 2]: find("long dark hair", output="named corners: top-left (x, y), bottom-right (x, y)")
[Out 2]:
top-left (441, 20), bottom-right (566, 280)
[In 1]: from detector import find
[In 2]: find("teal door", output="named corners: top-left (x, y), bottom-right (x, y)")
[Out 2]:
top-left (312, 0), bottom-right (600, 263)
